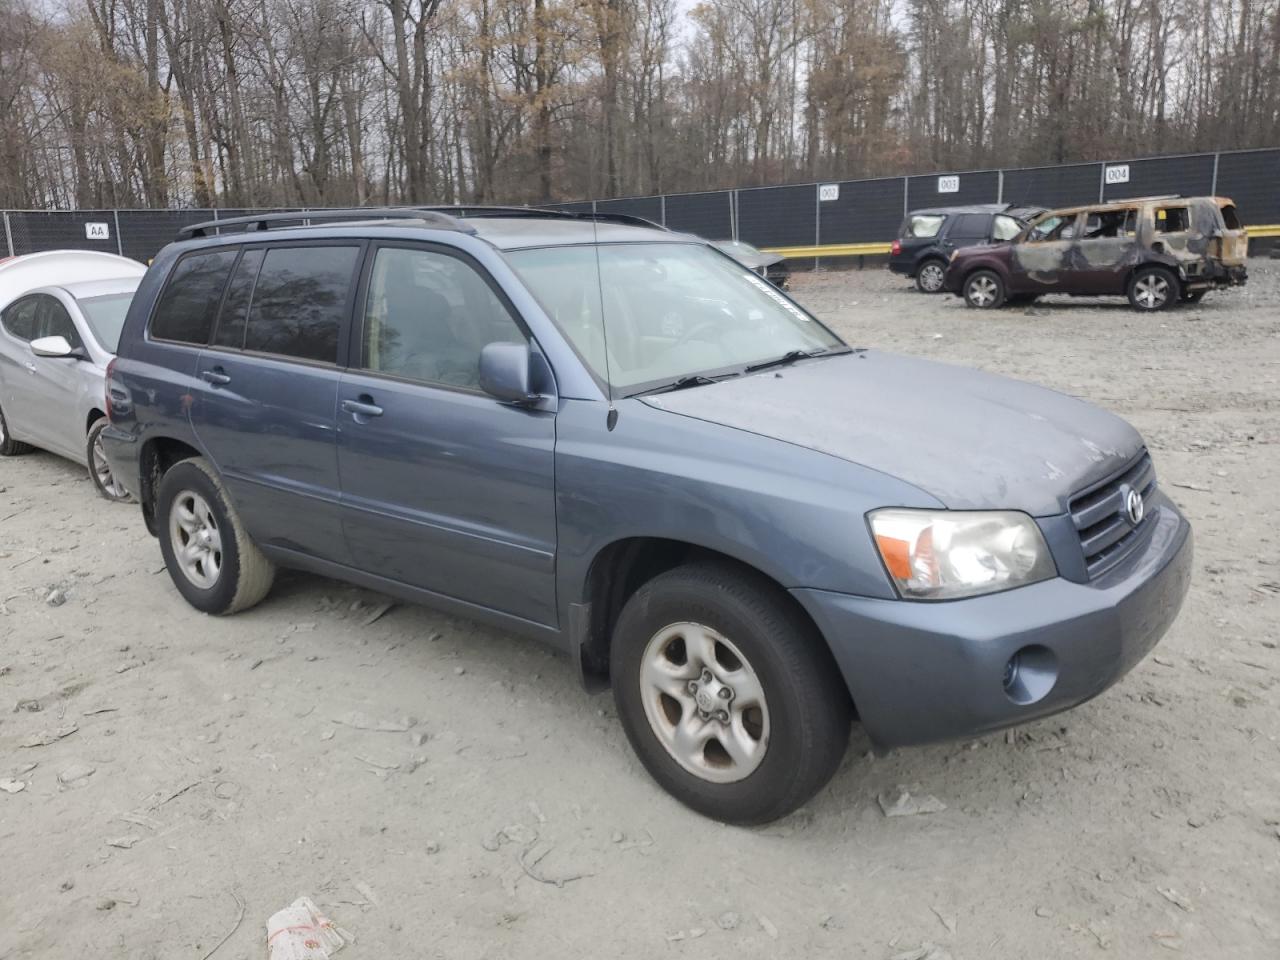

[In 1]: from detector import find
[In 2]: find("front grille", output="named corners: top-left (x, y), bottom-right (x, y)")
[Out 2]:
top-left (1069, 452), bottom-right (1157, 579)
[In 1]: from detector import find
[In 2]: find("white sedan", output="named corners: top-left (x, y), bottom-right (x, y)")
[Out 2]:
top-left (0, 251), bottom-right (146, 499)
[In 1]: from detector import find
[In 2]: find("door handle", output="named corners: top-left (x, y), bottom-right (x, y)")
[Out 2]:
top-left (24, 361), bottom-right (36, 373)
top-left (342, 397), bottom-right (383, 418)
top-left (201, 368), bottom-right (231, 386)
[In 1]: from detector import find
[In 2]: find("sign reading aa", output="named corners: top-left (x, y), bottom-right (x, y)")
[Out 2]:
top-left (818, 184), bottom-right (839, 202)
top-left (84, 222), bottom-right (111, 240)
top-left (937, 175), bottom-right (960, 194)
top-left (1105, 164), bottom-right (1130, 185)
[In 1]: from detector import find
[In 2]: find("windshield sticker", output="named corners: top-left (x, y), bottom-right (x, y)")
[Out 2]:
top-left (743, 272), bottom-right (811, 322)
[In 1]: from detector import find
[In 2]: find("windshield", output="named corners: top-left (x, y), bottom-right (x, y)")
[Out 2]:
top-left (78, 292), bottom-right (134, 352)
top-left (506, 242), bottom-right (843, 395)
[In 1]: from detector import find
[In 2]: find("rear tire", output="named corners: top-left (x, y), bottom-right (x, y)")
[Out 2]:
top-left (611, 561), bottom-right (852, 824)
top-left (1127, 266), bottom-right (1177, 311)
top-left (914, 259), bottom-right (947, 294)
top-left (156, 456), bottom-right (275, 615)
top-left (0, 403), bottom-right (32, 456)
top-left (86, 418), bottom-right (130, 501)
top-left (963, 270), bottom-right (1006, 309)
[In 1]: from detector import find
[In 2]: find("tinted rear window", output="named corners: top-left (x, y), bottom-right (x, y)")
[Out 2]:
top-left (151, 252), bottom-right (239, 345)
top-left (242, 246), bottom-right (359, 364)
top-left (949, 214), bottom-right (989, 240)
top-left (151, 250), bottom-right (238, 344)
top-left (213, 247), bottom-right (265, 350)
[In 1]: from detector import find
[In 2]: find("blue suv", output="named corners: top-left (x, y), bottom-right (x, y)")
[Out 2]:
top-left (102, 207), bottom-right (1192, 823)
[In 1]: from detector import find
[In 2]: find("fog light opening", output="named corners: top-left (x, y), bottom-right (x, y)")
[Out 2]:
top-left (1002, 644), bottom-right (1058, 706)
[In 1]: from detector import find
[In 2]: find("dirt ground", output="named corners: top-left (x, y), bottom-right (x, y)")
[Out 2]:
top-left (2, 262), bottom-right (1278, 960)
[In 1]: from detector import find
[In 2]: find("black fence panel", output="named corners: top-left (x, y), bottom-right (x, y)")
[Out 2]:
top-left (595, 196), bottom-right (663, 223)
top-left (117, 209), bottom-right (216, 260)
top-left (820, 177), bottom-right (905, 244)
top-left (7, 210), bottom-right (120, 256)
top-left (662, 191), bottom-right (733, 239)
top-left (737, 185), bottom-right (815, 247)
top-left (1214, 149), bottom-right (1280, 224)
top-left (1103, 154), bottom-right (1214, 203)
top-left (906, 169), bottom-right (999, 211)
top-left (1001, 163), bottom-right (1100, 209)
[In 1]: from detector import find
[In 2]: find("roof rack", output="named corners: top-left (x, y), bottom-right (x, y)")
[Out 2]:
top-left (418, 205), bottom-right (668, 231)
top-left (176, 207), bottom-right (474, 240)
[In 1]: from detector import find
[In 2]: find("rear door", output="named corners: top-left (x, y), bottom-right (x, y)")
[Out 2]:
top-left (0, 295), bottom-right (42, 442)
top-left (942, 213), bottom-right (991, 254)
top-left (189, 242), bottom-right (361, 563)
top-left (1074, 208), bottom-right (1138, 294)
top-left (336, 242), bottom-right (558, 626)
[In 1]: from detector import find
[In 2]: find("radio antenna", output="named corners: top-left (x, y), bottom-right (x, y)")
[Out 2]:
top-left (590, 211), bottom-right (618, 428)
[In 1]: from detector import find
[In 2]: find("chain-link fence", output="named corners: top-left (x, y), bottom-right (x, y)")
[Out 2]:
top-left (4, 148), bottom-right (1277, 265)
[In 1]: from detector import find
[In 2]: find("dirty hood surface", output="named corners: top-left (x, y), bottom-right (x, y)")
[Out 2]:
top-left (642, 350), bottom-right (1144, 516)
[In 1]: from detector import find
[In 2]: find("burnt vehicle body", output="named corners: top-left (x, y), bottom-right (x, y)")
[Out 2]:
top-left (889, 204), bottom-right (1042, 293)
top-left (711, 239), bottom-right (790, 289)
top-left (944, 196), bottom-right (1248, 311)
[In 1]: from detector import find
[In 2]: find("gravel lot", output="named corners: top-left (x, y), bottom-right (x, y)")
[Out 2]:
top-left (1, 262), bottom-right (1277, 959)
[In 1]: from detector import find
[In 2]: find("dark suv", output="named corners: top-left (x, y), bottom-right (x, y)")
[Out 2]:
top-left (889, 205), bottom-right (1041, 293)
top-left (101, 207), bottom-right (1191, 824)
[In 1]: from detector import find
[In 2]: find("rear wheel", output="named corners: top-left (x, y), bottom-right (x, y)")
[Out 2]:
top-left (0, 404), bottom-right (32, 456)
top-left (914, 259), bottom-right (947, 294)
top-left (963, 270), bottom-right (1005, 309)
top-left (156, 456), bottom-right (275, 615)
top-left (611, 561), bottom-right (852, 824)
top-left (86, 418), bottom-right (130, 501)
top-left (1127, 266), bottom-right (1177, 311)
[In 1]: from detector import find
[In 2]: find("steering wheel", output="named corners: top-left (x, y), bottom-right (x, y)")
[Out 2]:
top-left (671, 320), bottom-right (722, 351)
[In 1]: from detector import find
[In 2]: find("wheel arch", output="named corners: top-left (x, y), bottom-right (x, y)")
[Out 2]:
top-left (138, 435), bottom-right (205, 535)
top-left (574, 536), bottom-right (841, 707)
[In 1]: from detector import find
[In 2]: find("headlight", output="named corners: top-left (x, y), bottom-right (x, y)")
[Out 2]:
top-left (869, 509), bottom-right (1056, 600)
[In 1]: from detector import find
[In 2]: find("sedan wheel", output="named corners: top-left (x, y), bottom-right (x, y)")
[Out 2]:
top-left (87, 420), bottom-right (130, 500)
top-left (170, 490), bottom-right (224, 589)
top-left (639, 622), bottom-right (770, 783)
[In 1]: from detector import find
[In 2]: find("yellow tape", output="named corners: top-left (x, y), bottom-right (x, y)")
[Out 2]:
top-left (761, 225), bottom-right (1280, 259)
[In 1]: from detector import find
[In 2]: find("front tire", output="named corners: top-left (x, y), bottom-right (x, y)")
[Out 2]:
top-left (86, 418), bottom-right (130, 501)
top-left (1127, 266), bottom-right (1177, 311)
top-left (611, 561), bottom-right (852, 825)
top-left (915, 259), bottom-right (946, 294)
top-left (156, 456), bottom-right (275, 614)
top-left (963, 270), bottom-right (1006, 308)
top-left (0, 403), bottom-right (32, 456)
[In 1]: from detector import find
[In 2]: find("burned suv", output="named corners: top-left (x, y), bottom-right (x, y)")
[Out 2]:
top-left (944, 196), bottom-right (1247, 311)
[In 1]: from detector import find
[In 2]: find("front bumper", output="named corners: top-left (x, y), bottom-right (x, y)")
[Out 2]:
top-left (793, 500), bottom-right (1192, 750)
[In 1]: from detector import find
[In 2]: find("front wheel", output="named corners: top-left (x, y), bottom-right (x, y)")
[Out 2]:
top-left (915, 259), bottom-right (947, 293)
top-left (963, 270), bottom-right (1006, 309)
top-left (611, 562), bottom-right (852, 824)
top-left (86, 418), bottom-right (130, 501)
top-left (1127, 266), bottom-right (1177, 311)
top-left (156, 456), bottom-right (275, 614)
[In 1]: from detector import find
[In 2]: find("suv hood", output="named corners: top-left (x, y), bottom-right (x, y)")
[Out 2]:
top-left (641, 351), bottom-right (1143, 516)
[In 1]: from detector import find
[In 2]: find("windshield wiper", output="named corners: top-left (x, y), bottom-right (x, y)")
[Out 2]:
top-left (743, 348), bottom-right (829, 374)
top-left (628, 373), bottom-right (736, 398)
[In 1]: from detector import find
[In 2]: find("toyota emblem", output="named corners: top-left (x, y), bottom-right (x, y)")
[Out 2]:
top-left (1125, 488), bottom-right (1145, 526)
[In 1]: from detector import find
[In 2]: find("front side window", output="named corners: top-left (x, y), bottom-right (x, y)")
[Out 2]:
top-left (362, 246), bottom-right (524, 389)
top-left (905, 215), bottom-right (945, 238)
top-left (1027, 214), bottom-right (1079, 242)
top-left (151, 249), bottom-right (238, 344)
top-left (507, 242), bottom-right (844, 395)
top-left (242, 246), bottom-right (359, 364)
top-left (78, 293), bottom-right (134, 352)
top-left (1, 295), bottom-right (39, 341)
top-left (992, 215), bottom-right (1022, 241)
top-left (34, 297), bottom-right (81, 348)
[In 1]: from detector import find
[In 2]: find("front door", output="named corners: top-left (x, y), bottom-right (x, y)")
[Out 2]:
top-left (22, 295), bottom-right (84, 460)
top-left (1010, 213), bottom-right (1082, 294)
top-left (337, 242), bottom-right (558, 626)
top-left (189, 242), bottom-right (361, 563)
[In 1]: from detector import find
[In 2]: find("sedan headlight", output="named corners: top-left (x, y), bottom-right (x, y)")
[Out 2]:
top-left (869, 509), bottom-right (1056, 600)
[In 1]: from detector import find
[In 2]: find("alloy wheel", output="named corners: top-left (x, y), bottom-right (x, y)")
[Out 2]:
top-left (638, 621), bottom-right (770, 784)
top-left (919, 263), bottom-right (944, 292)
top-left (92, 434), bottom-right (128, 500)
top-left (1133, 274), bottom-right (1169, 309)
top-left (169, 490), bottom-right (223, 589)
top-left (968, 276), bottom-right (999, 306)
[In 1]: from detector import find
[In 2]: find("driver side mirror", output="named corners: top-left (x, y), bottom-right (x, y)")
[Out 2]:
top-left (30, 335), bottom-right (85, 360)
top-left (479, 341), bottom-right (540, 405)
